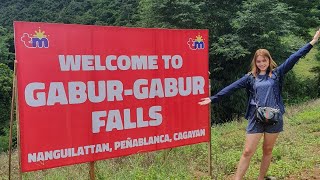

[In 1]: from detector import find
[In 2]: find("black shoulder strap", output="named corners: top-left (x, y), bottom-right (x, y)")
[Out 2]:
top-left (246, 72), bottom-right (254, 97)
top-left (248, 72), bottom-right (255, 87)
top-left (273, 70), bottom-right (283, 92)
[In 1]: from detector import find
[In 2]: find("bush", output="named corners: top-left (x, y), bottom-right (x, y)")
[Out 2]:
top-left (0, 121), bottom-right (17, 152)
top-left (0, 63), bottom-right (13, 136)
top-left (282, 71), bottom-right (318, 105)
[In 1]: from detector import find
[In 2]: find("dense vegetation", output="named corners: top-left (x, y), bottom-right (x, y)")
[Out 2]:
top-left (0, 0), bottom-right (319, 151)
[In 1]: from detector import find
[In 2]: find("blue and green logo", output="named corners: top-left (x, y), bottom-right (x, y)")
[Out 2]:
top-left (21, 28), bottom-right (49, 48)
top-left (187, 34), bottom-right (205, 50)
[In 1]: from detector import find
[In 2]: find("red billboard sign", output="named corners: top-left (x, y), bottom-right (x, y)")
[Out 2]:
top-left (14, 21), bottom-right (209, 172)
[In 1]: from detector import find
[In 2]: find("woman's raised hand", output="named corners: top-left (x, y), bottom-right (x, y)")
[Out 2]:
top-left (198, 97), bottom-right (211, 105)
top-left (311, 28), bottom-right (320, 45)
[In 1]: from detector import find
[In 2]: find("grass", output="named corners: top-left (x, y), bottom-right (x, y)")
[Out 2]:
top-left (293, 46), bottom-right (319, 79)
top-left (292, 28), bottom-right (320, 80)
top-left (0, 99), bottom-right (319, 180)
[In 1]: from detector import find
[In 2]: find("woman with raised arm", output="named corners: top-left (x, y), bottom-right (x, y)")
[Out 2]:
top-left (199, 29), bottom-right (320, 180)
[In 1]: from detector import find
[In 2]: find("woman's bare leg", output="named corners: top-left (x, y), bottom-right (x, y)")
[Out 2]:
top-left (234, 133), bottom-right (263, 180)
top-left (258, 133), bottom-right (279, 180)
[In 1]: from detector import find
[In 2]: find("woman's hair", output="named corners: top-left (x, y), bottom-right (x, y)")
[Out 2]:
top-left (250, 49), bottom-right (277, 77)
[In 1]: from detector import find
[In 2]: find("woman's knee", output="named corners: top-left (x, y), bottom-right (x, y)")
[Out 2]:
top-left (262, 146), bottom-right (274, 156)
top-left (242, 148), bottom-right (255, 158)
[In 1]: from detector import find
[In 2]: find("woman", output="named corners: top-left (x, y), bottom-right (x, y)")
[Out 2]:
top-left (199, 29), bottom-right (320, 180)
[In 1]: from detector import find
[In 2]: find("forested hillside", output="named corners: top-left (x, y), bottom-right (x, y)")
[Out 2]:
top-left (0, 0), bottom-right (320, 151)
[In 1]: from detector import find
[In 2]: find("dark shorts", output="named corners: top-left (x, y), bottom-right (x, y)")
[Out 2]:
top-left (246, 105), bottom-right (283, 134)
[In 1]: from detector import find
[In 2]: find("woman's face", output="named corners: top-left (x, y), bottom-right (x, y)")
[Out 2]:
top-left (256, 55), bottom-right (269, 72)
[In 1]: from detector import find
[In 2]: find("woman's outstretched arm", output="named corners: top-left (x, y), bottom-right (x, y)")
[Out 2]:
top-left (198, 74), bottom-right (249, 105)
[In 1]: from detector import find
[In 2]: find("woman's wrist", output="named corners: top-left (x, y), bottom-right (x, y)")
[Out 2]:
top-left (310, 39), bottom-right (318, 46)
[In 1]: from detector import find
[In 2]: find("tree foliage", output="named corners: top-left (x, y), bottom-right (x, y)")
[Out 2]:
top-left (0, 63), bottom-right (13, 135)
top-left (137, 0), bottom-right (204, 28)
top-left (0, 0), bottom-right (319, 130)
top-left (0, 26), bottom-right (15, 70)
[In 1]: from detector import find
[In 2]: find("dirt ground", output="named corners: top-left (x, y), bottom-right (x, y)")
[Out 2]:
top-left (284, 165), bottom-right (320, 180)
top-left (221, 165), bottom-right (320, 180)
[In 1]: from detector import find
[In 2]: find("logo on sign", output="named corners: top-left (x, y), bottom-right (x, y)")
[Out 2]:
top-left (187, 34), bottom-right (205, 50)
top-left (21, 28), bottom-right (49, 48)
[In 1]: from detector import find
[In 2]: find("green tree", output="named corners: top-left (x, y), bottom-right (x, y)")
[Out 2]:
top-left (280, 0), bottom-right (320, 39)
top-left (0, 63), bottom-right (13, 135)
top-left (86, 0), bottom-right (139, 26)
top-left (0, 0), bottom-right (318, 125)
top-left (0, 26), bottom-right (14, 66)
top-left (137, 0), bottom-right (204, 28)
top-left (311, 66), bottom-right (320, 97)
